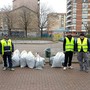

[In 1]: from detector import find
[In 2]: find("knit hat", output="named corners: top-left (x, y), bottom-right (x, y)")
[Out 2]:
top-left (80, 33), bottom-right (85, 36)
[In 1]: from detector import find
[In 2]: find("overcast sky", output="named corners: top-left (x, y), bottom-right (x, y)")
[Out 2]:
top-left (0, 0), bottom-right (66, 13)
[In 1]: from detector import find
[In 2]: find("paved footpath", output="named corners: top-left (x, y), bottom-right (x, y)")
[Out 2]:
top-left (0, 63), bottom-right (90, 90)
top-left (0, 41), bottom-right (90, 90)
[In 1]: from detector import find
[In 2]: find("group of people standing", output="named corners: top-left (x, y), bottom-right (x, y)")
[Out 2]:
top-left (0, 33), bottom-right (90, 73)
top-left (63, 32), bottom-right (90, 73)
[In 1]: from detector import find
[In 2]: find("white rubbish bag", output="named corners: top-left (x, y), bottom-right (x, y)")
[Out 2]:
top-left (12, 49), bottom-right (20, 67)
top-left (51, 52), bottom-right (65, 68)
top-left (20, 50), bottom-right (27, 68)
top-left (26, 51), bottom-right (36, 68)
top-left (35, 53), bottom-right (45, 70)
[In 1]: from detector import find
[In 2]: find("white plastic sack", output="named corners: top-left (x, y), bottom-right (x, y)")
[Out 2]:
top-left (20, 50), bottom-right (27, 68)
top-left (26, 51), bottom-right (36, 68)
top-left (12, 49), bottom-right (20, 67)
top-left (35, 53), bottom-right (45, 70)
top-left (52, 52), bottom-right (65, 68)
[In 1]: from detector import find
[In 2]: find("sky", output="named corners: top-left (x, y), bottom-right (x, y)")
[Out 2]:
top-left (0, 0), bottom-right (12, 8)
top-left (0, 0), bottom-right (66, 13)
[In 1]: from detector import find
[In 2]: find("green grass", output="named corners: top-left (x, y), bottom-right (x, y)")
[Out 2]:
top-left (0, 36), bottom-right (53, 41)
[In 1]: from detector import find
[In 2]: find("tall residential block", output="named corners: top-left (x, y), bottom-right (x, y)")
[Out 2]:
top-left (66, 0), bottom-right (90, 35)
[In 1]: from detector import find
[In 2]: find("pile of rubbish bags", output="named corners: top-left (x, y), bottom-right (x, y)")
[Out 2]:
top-left (12, 49), bottom-right (45, 70)
top-left (12, 49), bottom-right (65, 70)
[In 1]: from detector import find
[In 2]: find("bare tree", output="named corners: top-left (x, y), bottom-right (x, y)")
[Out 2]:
top-left (18, 7), bottom-right (37, 37)
top-left (39, 4), bottom-right (53, 37)
top-left (1, 6), bottom-right (13, 36)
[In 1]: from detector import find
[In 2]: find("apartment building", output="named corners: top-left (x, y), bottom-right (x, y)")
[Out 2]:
top-left (66, 0), bottom-right (90, 35)
top-left (47, 13), bottom-right (66, 34)
top-left (47, 13), bottom-right (66, 40)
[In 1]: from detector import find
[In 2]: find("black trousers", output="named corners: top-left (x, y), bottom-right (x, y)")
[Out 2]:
top-left (64, 51), bottom-right (73, 67)
top-left (3, 52), bottom-right (12, 68)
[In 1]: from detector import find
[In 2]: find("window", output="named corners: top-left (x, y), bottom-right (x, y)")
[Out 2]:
top-left (73, 4), bottom-right (77, 8)
top-left (73, 14), bottom-right (76, 18)
top-left (73, 8), bottom-right (76, 11)
top-left (82, 3), bottom-right (88, 8)
top-left (83, 21), bottom-right (88, 24)
top-left (82, 0), bottom-right (88, 3)
top-left (74, 26), bottom-right (76, 29)
top-left (82, 19), bottom-right (87, 22)
top-left (73, 7), bottom-right (76, 14)
top-left (73, 0), bottom-right (76, 3)
top-left (72, 19), bottom-right (76, 24)
top-left (82, 26), bottom-right (86, 30)
top-left (82, 14), bottom-right (88, 18)
top-left (82, 10), bottom-right (88, 14)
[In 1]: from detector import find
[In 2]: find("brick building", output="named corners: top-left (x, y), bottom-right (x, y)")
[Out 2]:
top-left (66, 0), bottom-right (90, 36)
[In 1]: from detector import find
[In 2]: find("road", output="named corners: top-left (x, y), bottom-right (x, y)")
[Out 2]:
top-left (14, 41), bottom-right (63, 57)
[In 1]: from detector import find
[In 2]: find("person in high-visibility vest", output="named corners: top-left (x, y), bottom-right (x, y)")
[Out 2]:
top-left (0, 34), bottom-right (15, 71)
top-left (76, 33), bottom-right (90, 73)
top-left (63, 32), bottom-right (75, 70)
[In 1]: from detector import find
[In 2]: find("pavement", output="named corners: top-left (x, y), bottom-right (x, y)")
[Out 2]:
top-left (13, 40), bottom-right (53, 44)
top-left (0, 40), bottom-right (90, 90)
top-left (0, 63), bottom-right (90, 90)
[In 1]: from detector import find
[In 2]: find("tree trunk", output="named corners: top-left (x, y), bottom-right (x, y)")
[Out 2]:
top-left (25, 26), bottom-right (27, 37)
top-left (41, 28), bottom-right (43, 37)
top-left (8, 28), bottom-right (11, 36)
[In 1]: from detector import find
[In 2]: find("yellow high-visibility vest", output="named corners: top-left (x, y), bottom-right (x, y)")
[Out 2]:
top-left (1, 39), bottom-right (12, 55)
top-left (65, 37), bottom-right (74, 51)
top-left (77, 38), bottom-right (88, 52)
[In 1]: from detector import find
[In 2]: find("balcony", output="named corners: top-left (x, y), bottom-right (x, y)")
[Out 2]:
top-left (67, 0), bottom-right (72, 5)
top-left (66, 15), bottom-right (72, 19)
top-left (67, 10), bottom-right (72, 14)
top-left (67, 4), bottom-right (72, 9)
top-left (66, 19), bottom-right (72, 23)
top-left (66, 25), bottom-right (72, 28)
